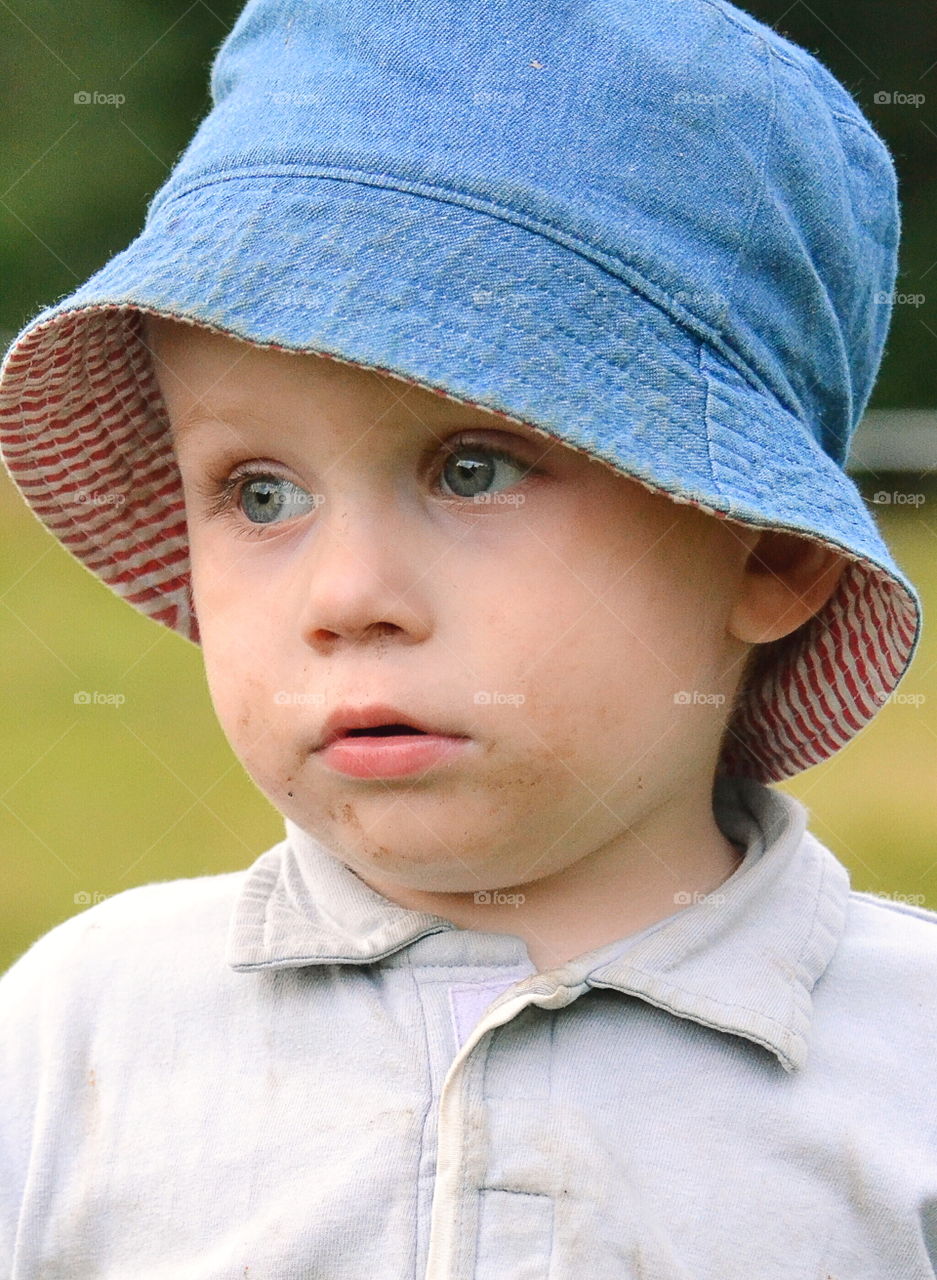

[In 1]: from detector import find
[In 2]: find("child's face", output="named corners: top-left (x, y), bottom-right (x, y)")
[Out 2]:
top-left (147, 317), bottom-right (759, 895)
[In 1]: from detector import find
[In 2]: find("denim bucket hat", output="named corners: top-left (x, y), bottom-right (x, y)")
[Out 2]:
top-left (0, 0), bottom-right (922, 784)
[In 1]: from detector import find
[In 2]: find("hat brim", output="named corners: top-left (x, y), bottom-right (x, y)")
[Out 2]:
top-left (0, 174), bottom-right (922, 782)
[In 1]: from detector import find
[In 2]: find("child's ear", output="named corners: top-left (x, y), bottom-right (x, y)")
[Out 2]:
top-left (728, 529), bottom-right (849, 645)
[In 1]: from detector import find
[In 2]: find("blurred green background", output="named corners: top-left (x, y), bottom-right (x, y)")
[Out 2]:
top-left (1, 1), bottom-right (935, 974)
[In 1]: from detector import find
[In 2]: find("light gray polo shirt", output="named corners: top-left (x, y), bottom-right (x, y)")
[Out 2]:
top-left (2, 774), bottom-right (937, 1278)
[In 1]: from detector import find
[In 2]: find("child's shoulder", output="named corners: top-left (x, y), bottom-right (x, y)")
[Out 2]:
top-left (82, 865), bottom-right (247, 931)
top-left (0, 863), bottom-right (271, 1177)
top-left (835, 882), bottom-right (937, 984)
top-left (0, 864), bottom-right (252, 996)
top-left (846, 885), bottom-right (937, 936)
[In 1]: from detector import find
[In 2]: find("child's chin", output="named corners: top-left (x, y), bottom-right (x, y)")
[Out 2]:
top-left (331, 836), bottom-right (512, 896)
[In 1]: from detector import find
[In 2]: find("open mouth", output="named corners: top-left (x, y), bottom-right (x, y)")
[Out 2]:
top-left (317, 717), bottom-right (470, 777)
top-left (341, 724), bottom-right (428, 737)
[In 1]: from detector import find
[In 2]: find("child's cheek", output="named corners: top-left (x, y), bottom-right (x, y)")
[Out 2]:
top-left (195, 613), bottom-right (285, 777)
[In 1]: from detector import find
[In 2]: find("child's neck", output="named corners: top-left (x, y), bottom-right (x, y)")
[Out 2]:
top-left (346, 780), bottom-right (748, 974)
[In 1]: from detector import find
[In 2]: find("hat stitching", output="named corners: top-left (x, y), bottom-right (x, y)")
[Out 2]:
top-left (149, 166), bottom-right (780, 405)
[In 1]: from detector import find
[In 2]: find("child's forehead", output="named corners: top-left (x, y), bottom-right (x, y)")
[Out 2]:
top-left (146, 314), bottom-right (569, 456)
top-left (164, 372), bottom-right (558, 455)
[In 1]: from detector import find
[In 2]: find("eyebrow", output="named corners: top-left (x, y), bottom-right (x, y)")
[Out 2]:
top-left (166, 407), bottom-right (268, 444)
top-left (166, 401), bottom-right (562, 460)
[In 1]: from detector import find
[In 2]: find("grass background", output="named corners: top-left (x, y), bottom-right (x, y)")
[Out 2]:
top-left (2, 463), bottom-right (935, 976)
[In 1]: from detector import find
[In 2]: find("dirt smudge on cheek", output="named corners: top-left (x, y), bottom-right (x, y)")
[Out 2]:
top-left (471, 742), bottom-right (554, 806)
top-left (318, 798), bottom-right (405, 867)
top-left (232, 670), bottom-right (278, 733)
top-left (325, 800), bottom-right (362, 831)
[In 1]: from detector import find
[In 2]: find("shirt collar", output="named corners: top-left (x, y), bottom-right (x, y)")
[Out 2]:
top-left (226, 775), bottom-right (851, 1073)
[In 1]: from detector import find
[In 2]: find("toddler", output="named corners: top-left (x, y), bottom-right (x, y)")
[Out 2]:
top-left (0, 0), bottom-right (933, 1275)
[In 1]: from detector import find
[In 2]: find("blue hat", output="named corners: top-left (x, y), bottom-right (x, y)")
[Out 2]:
top-left (0, 0), bottom-right (922, 783)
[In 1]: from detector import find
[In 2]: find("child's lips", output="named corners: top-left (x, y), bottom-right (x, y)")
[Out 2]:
top-left (313, 702), bottom-right (466, 752)
top-left (315, 732), bottom-right (473, 779)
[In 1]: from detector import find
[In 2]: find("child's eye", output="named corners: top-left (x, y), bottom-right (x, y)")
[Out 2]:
top-left (230, 475), bottom-right (318, 526)
top-left (198, 433), bottom-right (540, 532)
top-left (436, 435), bottom-right (538, 500)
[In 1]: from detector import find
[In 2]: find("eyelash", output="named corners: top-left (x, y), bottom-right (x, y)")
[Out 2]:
top-left (193, 433), bottom-right (542, 533)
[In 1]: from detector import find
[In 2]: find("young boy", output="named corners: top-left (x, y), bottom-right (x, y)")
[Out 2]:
top-left (0, 0), bottom-right (932, 1275)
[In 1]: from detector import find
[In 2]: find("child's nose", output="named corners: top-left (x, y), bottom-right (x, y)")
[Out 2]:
top-left (293, 501), bottom-right (430, 648)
